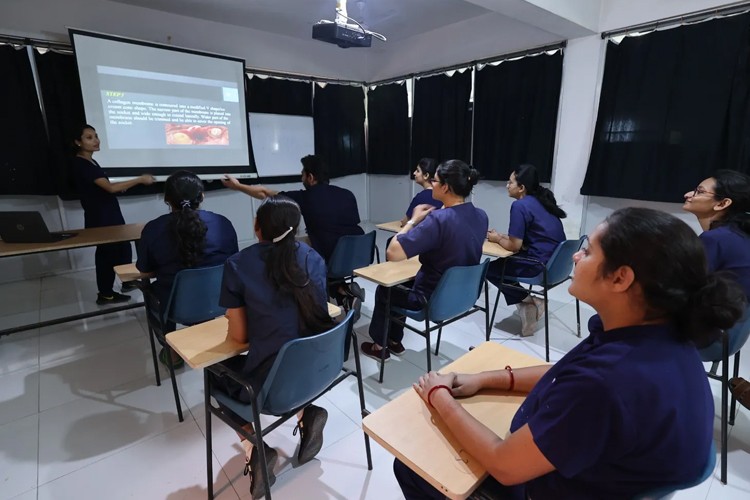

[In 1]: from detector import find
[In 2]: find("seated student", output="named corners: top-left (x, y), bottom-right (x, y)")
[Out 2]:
top-left (360, 160), bottom-right (488, 360)
top-left (486, 164), bottom-right (566, 336)
top-left (211, 195), bottom-right (335, 498)
top-left (396, 207), bottom-right (745, 500)
top-left (136, 171), bottom-right (238, 364)
top-left (222, 154), bottom-right (363, 262)
top-left (399, 158), bottom-right (444, 227)
top-left (683, 169), bottom-right (750, 410)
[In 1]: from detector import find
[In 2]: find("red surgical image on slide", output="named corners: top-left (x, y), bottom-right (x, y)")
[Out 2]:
top-left (165, 124), bottom-right (229, 145)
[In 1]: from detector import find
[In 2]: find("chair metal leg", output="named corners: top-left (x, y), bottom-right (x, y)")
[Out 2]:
top-left (730, 351), bottom-right (741, 426)
top-left (484, 281), bottom-right (491, 341)
top-left (379, 288), bottom-right (391, 384)
top-left (147, 325), bottom-right (162, 386)
top-left (489, 284), bottom-right (502, 333)
top-left (720, 332), bottom-right (729, 484)
top-left (205, 370), bottom-right (214, 500)
top-left (425, 319), bottom-right (432, 372)
top-left (350, 330), bottom-right (373, 470)
top-left (434, 325), bottom-right (442, 357)
top-left (165, 346), bottom-right (184, 422)
top-left (543, 289), bottom-right (550, 363)
top-left (250, 401), bottom-right (273, 500)
top-left (575, 299), bottom-right (581, 338)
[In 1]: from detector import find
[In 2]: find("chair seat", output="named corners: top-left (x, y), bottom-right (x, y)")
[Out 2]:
top-left (391, 306), bottom-right (426, 322)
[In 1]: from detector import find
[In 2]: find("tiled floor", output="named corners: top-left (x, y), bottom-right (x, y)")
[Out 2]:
top-left (1, 241), bottom-right (749, 499)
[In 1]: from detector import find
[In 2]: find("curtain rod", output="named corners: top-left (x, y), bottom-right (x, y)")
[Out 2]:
top-left (0, 33), bottom-right (366, 85)
top-left (366, 41), bottom-right (566, 87)
top-left (601, 0), bottom-right (750, 39)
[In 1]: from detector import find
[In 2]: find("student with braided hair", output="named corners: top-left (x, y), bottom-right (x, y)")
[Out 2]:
top-left (136, 171), bottom-right (238, 365)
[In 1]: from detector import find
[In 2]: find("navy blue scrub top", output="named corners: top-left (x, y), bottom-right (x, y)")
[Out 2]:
top-left (508, 195), bottom-right (565, 268)
top-left (511, 315), bottom-right (714, 499)
top-left (405, 189), bottom-right (443, 218)
top-left (700, 225), bottom-right (750, 299)
top-left (136, 210), bottom-right (238, 307)
top-left (397, 203), bottom-right (489, 300)
top-left (219, 241), bottom-right (328, 374)
top-left (281, 184), bottom-right (363, 262)
top-left (73, 156), bottom-right (125, 228)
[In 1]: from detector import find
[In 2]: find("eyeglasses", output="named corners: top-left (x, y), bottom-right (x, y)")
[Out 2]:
top-left (692, 186), bottom-right (717, 197)
top-left (429, 178), bottom-right (442, 185)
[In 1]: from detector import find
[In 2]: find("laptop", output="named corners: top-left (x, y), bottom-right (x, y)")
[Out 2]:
top-left (0, 212), bottom-right (78, 243)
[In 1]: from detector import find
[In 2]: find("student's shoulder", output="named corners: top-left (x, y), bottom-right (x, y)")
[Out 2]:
top-left (143, 213), bottom-right (171, 233)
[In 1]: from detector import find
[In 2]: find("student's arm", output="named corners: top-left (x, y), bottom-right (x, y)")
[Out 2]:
top-left (487, 229), bottom-right (523, 252)
top-left (222, 175), bottom-right (277, 199)
top-left (415, 371), bottom-right (556, 485)
top-left (387, 204), bottom-right (436, 261)
top-left (225, 307), bottom-right (248, 344)
top-left (94, 174), bottom-right (155, 194)
top-left (451, 365), bottom-right (551, 397)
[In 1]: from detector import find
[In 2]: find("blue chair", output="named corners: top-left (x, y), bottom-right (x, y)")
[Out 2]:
top-left (327, 230), bottom-right (380, 284)
top-left (204, 310), bottom-right (372, 500)
top-left (143, 264), bottom-right (226, 422)
top-left (492, 236), bottom-right (586, 362)
top-left (634, 441), bottom-right (716, 499)
top-left (378, 260), bottom-right (491, 383)
top-left (698, 305), bottom-right (750, 484)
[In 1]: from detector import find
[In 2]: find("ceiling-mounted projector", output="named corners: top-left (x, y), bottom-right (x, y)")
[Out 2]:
top-left (312, 0), bottom-right (386, 49)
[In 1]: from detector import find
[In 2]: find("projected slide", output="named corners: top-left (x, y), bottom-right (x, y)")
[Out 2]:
top-left (71, 30), bottom-right (252, 176)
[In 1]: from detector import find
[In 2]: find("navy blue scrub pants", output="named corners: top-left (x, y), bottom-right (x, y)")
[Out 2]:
top-left (367, 280), bottom-right (424, 345)
top-left (95, 241), bottom-right (132, 295)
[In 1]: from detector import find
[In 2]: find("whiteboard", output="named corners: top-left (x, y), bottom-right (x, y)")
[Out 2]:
top-left (248, 112), bottom-right (315, 177)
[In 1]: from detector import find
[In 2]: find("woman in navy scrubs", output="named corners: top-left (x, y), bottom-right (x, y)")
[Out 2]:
top-left (399, 158), bottom-right (443, 227)
top-left (136, 170), bottom-right (238, 365)
top-left (683, 169), bottom-right (750, 409)
top-left (214, 195), bottom-right (334, 498)
top-left (361, 159), bottom-right (488, 360)
top-left (486, 164), bottom-right (566, 336)
top-left (396, 207), bottom-right (745, 500)
top-left (72, 124), bottom-right (155, 305)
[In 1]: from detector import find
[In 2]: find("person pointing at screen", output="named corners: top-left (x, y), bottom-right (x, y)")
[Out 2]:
top-left (72, 124), bottom-right (155, 305)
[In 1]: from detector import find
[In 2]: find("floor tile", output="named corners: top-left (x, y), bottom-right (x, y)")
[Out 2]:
top-left (0, 330), bottom-right (39, 377)
top-left (0, 414), bottom-right (38, 500)
top-left (0, 367), bottom-right (39, 427)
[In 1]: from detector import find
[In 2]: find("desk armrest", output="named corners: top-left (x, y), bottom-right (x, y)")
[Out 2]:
top-left (206, 362), bottom-right (259, 401)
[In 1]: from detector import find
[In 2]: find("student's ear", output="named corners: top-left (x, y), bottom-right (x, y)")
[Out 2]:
top-left (610, 265), bottom-right (636, 292)
top-left (253, 218), bottom-right (262, 240)
top-left (714, 197), bottom-right (733, 212)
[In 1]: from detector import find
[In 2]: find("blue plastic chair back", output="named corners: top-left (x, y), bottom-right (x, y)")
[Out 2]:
top-left (259, 311), bottom-right (354, 415)
top-left (634, 441), bottom-right (716, 500)
top-left (511, 237), bottom-right (585, 287)
top-left (163, 264), bottom-right (226, 326)
top-left (426, 260), bottom-right (489, 323)
top-left (699, 305), bottom-right (750, 362)
top-left (327, 231), bottom-right (376, 279)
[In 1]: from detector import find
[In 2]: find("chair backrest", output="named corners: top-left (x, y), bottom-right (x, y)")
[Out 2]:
top-left (164, 264), bottom-right (226, 326)
top-left (259, 311), bottom-right (355, 415)
top-left (327, 231), bottom-right (376, 279)
top-left (427, 260), bottom-right (490, 323)
top-left (634, 441), bottom-right (716, 500)
top-left (545, 236), bottom-right (586, 286)
top-left (699, 304), bottom-right (750, 362)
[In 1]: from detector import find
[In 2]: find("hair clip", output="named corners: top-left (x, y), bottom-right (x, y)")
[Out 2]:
top-left (180, 200), bottom-right (191, 209)
top-left (272, 226), bottom-right (294, 243)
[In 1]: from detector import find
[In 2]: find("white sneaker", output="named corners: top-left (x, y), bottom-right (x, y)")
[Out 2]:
top-left (532, 297), bottom-right (546, 321)
top-left (516, 302), bottom-right (538, 337)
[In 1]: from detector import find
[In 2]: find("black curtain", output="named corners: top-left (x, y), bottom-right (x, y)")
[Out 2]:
top-left (246, 75), bottom-right (312, 115)
top-left (473, 53), bottom-right (563, 181)
top-left (34, 50), bottom-right (86, 199)
top-left (367, 83), bottom-right (409, 175)
top-left (313, 83), bottom-right (366, 178)
top-left (0, 46), bottom-right (54, 195)
top-left (411, 70), bottom-right (472, 167)
top-left (582, 14), bottom-right (750, 201)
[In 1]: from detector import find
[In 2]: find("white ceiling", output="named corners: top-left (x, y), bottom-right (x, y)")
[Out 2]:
top-left (110, 0), bottom-right (496, 43)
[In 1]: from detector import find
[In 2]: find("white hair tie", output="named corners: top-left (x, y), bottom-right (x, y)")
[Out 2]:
top-left (272, 226), bottom-right (294, 243)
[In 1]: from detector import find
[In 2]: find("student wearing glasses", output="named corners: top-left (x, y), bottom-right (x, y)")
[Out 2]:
top-left (396, 208), bottom-right (744, 500)
top-left (683, 169), bottom-right (750, 410)
top-left (360, 160), bottom-right (488, 360)
top-left (486, 164), bottom-right (566, 336)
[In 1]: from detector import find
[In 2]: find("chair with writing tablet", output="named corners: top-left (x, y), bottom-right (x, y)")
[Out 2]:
top-left (379, 260), bottom-right (490, 383)
top-left (143, 264), bottom-right (226, 422)
top-left (204, 310), bottom-right (372, 500)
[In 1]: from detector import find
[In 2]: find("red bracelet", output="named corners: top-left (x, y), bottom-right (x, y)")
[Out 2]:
top-left (427, 384), bottom-right (453, 408)
top-left (505, 365), bottom-right (514, 392)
